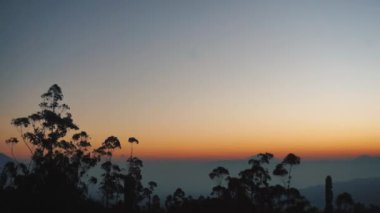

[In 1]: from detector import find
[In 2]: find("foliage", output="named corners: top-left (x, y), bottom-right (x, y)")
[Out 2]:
top-left (336, 192), bottom-right (354, 213)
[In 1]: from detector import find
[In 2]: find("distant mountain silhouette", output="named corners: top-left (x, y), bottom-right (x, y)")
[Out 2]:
top-left (0, 153), bottom-right (11, 169)
top-left (301, 177), bottom-right (380, 207)
top-left (351, 155), bottom-right (380, 164)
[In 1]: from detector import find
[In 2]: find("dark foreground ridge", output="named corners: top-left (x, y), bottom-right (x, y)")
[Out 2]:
top-left (1, 85), bottom-right (379, 213)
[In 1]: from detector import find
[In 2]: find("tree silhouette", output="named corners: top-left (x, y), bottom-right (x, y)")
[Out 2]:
top-left (324, 175), bottom-right (333, 213)
top-left (272, 153), bottom-right (301, 210)
top-left (285, 188), bottom-right (317, 213)
top-left (1, 84), bottom-right (101, 212)
top-left (128, 137), bottom-right (139, 158)
top-left (143, 181), bottom-right (158, 210)
top-left (95, 136), bottom-right (123, 207)
top-left (209, 166), bottom-right (229, 198)
top-left (0, 161), bottom-right (28, 190)
top-left (5, 137), bottom-right (18, 160)
top-left (282, 153), bottom-right (301, 190)
top-left (273, 163), bottom-right (288, 177)
top-left (227, 177), bottom-right (248, 201)
top-left (151, 194), bottom-right (162, 213)
top-left (173, 188), bottom-right (186, 207)
top-left (240, 153), bottom-right (273, 210)
top-left (2, 84), bottom-right (380, 213)
top-left (166, 188), bottom-right (187, 213)
top-left (124, 136), bottom-right (143, 212)
top-left (336, 192), bottom-right (354, 213)
top-left (165, 195), bottom-right (174, 210)
top-left (124, 156), bottom-right (144, 212)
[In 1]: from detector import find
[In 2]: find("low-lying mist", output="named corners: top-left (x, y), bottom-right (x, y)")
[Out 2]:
top-left (86, 155), bottom-right (380, 204)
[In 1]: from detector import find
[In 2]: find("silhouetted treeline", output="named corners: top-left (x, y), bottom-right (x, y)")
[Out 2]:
top-left (1, 85), bottom-right (379, 213)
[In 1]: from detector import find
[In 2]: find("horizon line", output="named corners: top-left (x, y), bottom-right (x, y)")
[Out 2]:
top-left (3, 152), bottom-right (379, 162)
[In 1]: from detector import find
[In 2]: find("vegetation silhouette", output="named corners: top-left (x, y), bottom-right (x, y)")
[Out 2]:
top-left (325, 176), bottom-right (334, 213)
top-left (336, 192), bottom-right (354, 213)
top-left (1, 84), bottom-right (380, 213)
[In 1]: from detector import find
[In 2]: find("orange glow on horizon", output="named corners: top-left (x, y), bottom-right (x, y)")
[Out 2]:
top-left (2, 99), bottom-right (380, 161)
top-left (1, 0), bottom-right (380, 167)
top-left (2, 132), bottom-right (380, 161)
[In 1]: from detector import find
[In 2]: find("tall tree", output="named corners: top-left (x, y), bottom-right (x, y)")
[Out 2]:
top-left (209, 166), bottom-right (229, 198)
top-left (2, 84), bottom-right (100, 212)
top-left (95, 136), bottom-right (123, 208)
top-left (124, 156), bottom-right (144, 212)
top-left (143, 181), bottom-right (158, 210)
top-left (241, 153), bottom-right (273, 210)
top-left (124, 136), bottom-right (143, 212)
top-left (5, 137), bottom-right (18, 160)
top-left (128, 137), bottom-right (139, 158)
top-left (273, 153), bottom-right (301, 210)
top-left (282, 153), bottom-right (301, 190)
top-left (273, 153), bottom-right (301, 191)
top-left (325, 175), bottom-right (333, 213)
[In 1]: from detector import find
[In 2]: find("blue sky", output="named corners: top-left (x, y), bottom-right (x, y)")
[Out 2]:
top-left (1, 0), bottom-right (380, 159)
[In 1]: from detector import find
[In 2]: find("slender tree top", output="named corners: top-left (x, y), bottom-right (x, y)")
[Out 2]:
top-left (209, 166), bottom-right (229, 180)
top-left (282, 153), bottom-right (301, 165)
top-left (128, 137), bottom-right (139, 144)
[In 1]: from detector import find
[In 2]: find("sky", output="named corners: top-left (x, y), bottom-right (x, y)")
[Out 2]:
top-left (1, 0), bottom-right (380, 160)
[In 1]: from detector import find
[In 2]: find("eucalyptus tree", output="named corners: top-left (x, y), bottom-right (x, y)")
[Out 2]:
top-left (124, 155), bottom-right (144, 212)
top-left (1, 84), bottom-right (101, 212)
top-left (227, 177), bottom-right (247, 201)
top-left (95, 136), bottom-right (123, 207)
top-left (272, 153), bottom-right (301, 211)
top-left (143, 181), bottom-right (158, 210)
top-left (240, 153), bottom-right (273, 207)
top-left (209, 166), bottom-right (229, 198)
top-left (128, 137), bottom-right (139, 158)
top-left (164, 188), bottom-right (187, 213)
top-left (173, 188), bottom-right (186, 207)
top-left (273, 153), bottom-right (300, 190)
top-left (4, 137), bottom-right (18, 160)
top-left (123, 136), bottom-right (141, 211)
top-left (282, 153), bottom-right (301, 190)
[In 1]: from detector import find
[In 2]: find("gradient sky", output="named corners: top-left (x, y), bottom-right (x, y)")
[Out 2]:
top-left (1, 0), bottom-right (380, 160)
